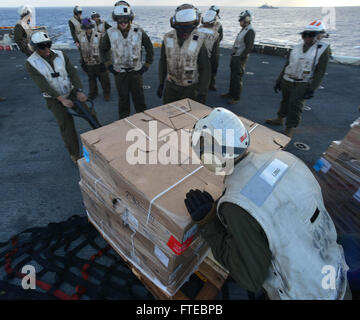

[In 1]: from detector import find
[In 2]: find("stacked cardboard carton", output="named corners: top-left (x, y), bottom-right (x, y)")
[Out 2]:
top-left (313, 117), bottom-right (360, 236)
top-left (78, 99), bottom-right (291, 296)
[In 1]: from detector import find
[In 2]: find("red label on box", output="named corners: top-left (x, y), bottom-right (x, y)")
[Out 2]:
top-left (167, 235), bottom-right (194, 255)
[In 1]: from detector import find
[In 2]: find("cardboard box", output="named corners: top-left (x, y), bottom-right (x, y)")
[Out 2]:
top-left (313, 118), bottom-right (360, 235)
top-left (79, 180), bottom-right (209, 295)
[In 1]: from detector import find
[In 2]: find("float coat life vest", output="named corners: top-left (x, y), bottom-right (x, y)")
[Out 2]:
top-left (218, 150), bottom-right (349, 300)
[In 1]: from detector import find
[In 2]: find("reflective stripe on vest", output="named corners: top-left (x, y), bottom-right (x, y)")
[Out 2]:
top-left (27, 50), bottom-right (73, 98)
top-left (78, 31), bottom-right (101, 65)
top-left (70, 16), bottom-right (82, 37)
top-left (198, 25), bottom-right (220, 58)
top-left (283, 41), bottom-right (329, 83)
top-left (164, 29), bottom-right (205, 87)
top-left (232, 24), bottom-right (254, 57)
top-left (217, 150), bottom-right (349, 300)
top-left (107, 24), bottom-right (143, 72)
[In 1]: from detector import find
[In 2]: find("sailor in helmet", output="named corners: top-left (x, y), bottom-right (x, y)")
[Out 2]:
top-left (25, 31), bottom-right (99, 164)
top-left (266, 20), bottom-right (331, 138)
top-left (185, 107), bottom-right (352, 299)
top-left (157, 4), bottom-right (211, 105)
top-left (198, 5), bottom-right (223, 91)
top-left (100, 1), bottom-right (154, 120)
top-left (14, 5), bottom-right (34, 56)
top-left (78, 18), bottom-right (111, 101)
top-left (68, 5), bottom-right (83, 48)
top-left (91, 11), bottom-right (112, 36)
top-left (221, 10), bottom-right (255, 105)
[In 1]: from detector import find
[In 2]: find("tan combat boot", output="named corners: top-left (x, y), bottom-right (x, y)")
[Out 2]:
top-left (284, 127), bottom-right (295, 138)
top-left (266, 116), bottom-right (284, 126)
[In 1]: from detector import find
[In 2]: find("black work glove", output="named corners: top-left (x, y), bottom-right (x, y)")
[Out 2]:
top-left (303, 90), bottom-right (315, 100)
top-left (184, 189), bottom-right (214, 222)
top-left (157, 83), bottom-right (164, 99)
top-left (274, 81), bottom-right (281, 93)
top-left (99, 63), bottom-right (106, 73)
top-left (108, 64), bottom-right (119, 75)
top-left (137, 65), bottom-right (149, 75)
top-left (196, 94), bottom-right (207, 104)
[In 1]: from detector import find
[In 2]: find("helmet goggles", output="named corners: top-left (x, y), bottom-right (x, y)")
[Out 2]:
top-left (36, 41), bottom-right (52, 50)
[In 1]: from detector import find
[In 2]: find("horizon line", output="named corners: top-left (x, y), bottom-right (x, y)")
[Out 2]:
top-left (1, 5), bottom-right (360, 8)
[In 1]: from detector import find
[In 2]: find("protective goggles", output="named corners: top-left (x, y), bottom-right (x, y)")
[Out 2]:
top-left (117, 16), bottom-right (131, 23)
top-left (36, 41), bottom-right (52, 50)
top-left (302, 31), bottom-right (317, 38)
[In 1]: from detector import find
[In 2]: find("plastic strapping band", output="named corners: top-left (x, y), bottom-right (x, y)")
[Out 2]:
top-left (168, 103), bottom-right (201, 122)
top-left (146, 165), bottom-right (204, 224)
top-left (124, 118), bottom-right (153, 141)
top-left (94, 177), bottom-right (103, 198)
top-left (249, 123), bottom-right (258, 134)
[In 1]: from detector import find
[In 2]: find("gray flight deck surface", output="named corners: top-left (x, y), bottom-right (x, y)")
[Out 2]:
top-left (0, 47), bottom-right (359, 298)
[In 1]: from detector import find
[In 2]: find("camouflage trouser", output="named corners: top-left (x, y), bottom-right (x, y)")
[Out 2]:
top-left (163, 80), bottom-right (201, 105)
top-left (209, 45), bottom-right (220, 88)
top-left (277, 79), bottom-right (309, 128)
top-left (87, 64), bottom-right (111, 99)
top-left (114, 71), bottom-right (145, 120)
top-left (46, 91), bottom-right (98, 158)
top-left (229, 56), bottom-right (247, 100)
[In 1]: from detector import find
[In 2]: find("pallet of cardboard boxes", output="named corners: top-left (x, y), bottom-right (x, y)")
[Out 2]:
top-left (78, 99), bottom-right (291, 298)
top-left (313, 117), bottom-right (360, 236)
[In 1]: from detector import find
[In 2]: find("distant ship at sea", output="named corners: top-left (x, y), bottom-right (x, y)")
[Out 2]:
top-left (259, 3), bottom-right (279, 9)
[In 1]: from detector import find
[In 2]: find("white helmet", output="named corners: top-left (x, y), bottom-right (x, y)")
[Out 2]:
top-left (30, 31), bottom-right (51, 47)
top-left (113, 1), bottom-right (135, 22)
top-left (303, 20), bottom-right (326, 33)
top-left (201, 9), bottom-right (217, 25)
top-left (18, 5), bottom-right (32, 17)
top-left (170, 4), bottom-right (200, 30)
top-left (191, 108), bottom-right (250, 175)
top-left (239, 10), bottom-right (252, 23)
top-left (73, 5), bottom-right (82, 15)
top-left (91, 11), bottom-right (100, 19)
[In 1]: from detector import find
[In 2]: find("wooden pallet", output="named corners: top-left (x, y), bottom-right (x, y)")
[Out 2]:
top-left (88, 217), bottom-right (229, 300)
top-left (132, 254), bottom-right (229, 300)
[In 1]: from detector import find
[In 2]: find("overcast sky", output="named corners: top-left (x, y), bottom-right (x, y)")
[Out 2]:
top-left (1, 0), bottom-right (359, 7)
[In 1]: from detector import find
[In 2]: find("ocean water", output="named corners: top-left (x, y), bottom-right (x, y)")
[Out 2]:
top-left (0, 6), bottom-right (359, 56)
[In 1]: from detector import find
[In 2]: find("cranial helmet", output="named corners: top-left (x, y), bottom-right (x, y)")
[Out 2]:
top-left (239, 10), bottom-right (252, 23)
top-left (74, 5), bottom-right (82, 15)
top-left (170, 4), bottom-right (201, 31)
top-left (18, 5), bottom-right (32, 18)
top-left (201, 9), bottom-right (217, 25)
top-left (30, 31), bottom-right (52, 48)
top-left (91, 11), bottom-right (100, 19)
top-left (113, 1), bottom-right (135, 22)
top-left (191, 107), bottom-right (250, 175)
